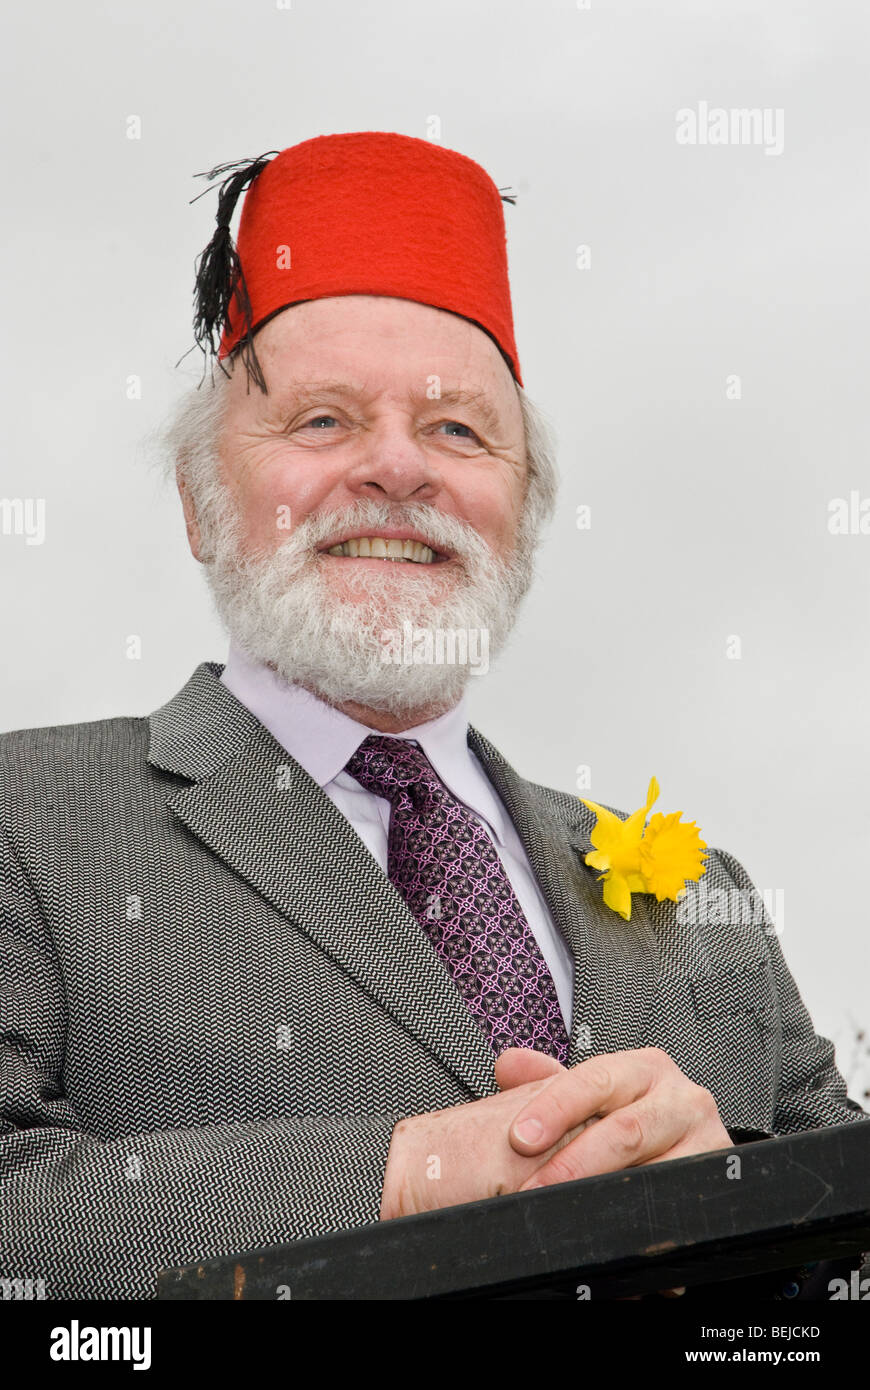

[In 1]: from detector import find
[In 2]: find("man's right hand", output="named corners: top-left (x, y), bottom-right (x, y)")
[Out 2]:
top-left (379, 1048), bottom-right (587, 1219)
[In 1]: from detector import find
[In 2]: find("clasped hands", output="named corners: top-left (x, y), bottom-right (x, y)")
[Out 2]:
top-left (380, 1045), bottom-right (732, 1221)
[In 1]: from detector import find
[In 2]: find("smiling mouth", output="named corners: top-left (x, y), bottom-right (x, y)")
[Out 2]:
top-left (319, 537), bottom-right (449, 564)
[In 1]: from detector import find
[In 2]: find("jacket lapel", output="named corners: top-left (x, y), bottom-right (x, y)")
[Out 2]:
top-left (148, 663), bottom-right (498, 1100)
top-left (467, 727), bottom-right (661, 1065)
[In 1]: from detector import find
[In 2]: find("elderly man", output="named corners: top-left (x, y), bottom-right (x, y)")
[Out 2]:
top-left (0, 132), bottom-right (865, 1301)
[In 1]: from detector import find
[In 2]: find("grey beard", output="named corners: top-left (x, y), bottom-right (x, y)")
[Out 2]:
top-left (200, 495), bottom-right (537, 717)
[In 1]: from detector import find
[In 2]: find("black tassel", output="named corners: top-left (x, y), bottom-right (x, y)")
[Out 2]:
top-left (184, 151), bottom-right (279, 393)
top-left (498, 186), bottom-right (517, 205)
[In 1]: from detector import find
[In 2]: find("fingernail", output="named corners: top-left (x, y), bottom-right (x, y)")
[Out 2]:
top-left (513, 1116), bottom-right (544, 1144)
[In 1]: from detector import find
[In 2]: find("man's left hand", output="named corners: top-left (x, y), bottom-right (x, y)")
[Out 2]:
top-left (498, 1046), bottom-right (732, 1189)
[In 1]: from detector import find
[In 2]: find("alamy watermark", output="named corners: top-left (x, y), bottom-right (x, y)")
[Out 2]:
top-left (677, 882), bottom-right (784, 936)
top-left (380, 621), bottom-right (489, 675)
top-left (50, 1320), bottom-right (151, 1370)
top-left (0, 1276), bottom-right (46, 1300)
top-left (0, 497), bottom-right (45, 546)
top-left (828, 491), bottom-right (870, 535)
top-left (676, 102), bottom-right (784, 156)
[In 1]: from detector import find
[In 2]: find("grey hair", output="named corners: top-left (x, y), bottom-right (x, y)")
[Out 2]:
top-left (160, 362), bottom-right (559, 552)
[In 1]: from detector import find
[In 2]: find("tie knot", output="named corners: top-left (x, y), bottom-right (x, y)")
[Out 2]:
top-left (345, 735), bottom-right (444, 813)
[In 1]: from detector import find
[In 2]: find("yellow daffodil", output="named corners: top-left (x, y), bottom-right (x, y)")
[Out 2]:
top-left (581, 777), bottom-right (708, 920)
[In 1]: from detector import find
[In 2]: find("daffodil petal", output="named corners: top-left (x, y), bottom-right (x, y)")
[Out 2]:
top-left (603, 874), bottom-right (633, 920)
top-left (622, 806), bottom-right (648, 836)
top-left (580, 799), bottom-right (625, 831)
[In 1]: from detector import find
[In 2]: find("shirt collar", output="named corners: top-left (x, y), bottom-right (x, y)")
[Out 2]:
top-left (219, 641), bottom-right (510, 845)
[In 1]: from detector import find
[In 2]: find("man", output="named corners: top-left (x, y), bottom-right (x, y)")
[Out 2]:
top-left (0, 132), bottom-right (865, 1300)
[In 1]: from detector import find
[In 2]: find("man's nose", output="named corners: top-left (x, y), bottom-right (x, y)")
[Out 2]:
top-left (343, 419), bottom-right (442, 502)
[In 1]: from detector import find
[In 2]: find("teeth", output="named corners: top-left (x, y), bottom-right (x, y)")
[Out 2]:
top-left (324, 537), bottom-right (439, 563)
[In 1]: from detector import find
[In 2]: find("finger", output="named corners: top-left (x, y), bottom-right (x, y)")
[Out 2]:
top-left (509, 1048), bottom-right (668, 1155)
top-left (495, 1047), bottom-right (566, 1091)
top-left (518, 1091), bottom-right (688, 1188)
top-left (632, 1085), bottom-right (730, 1163)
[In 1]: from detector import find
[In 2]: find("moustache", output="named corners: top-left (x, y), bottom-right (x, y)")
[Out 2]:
top-left (271, 501), bottom-right (495, 573)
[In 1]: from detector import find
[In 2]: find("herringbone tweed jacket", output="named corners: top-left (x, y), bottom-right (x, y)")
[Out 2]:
top-left (0, 661), bottom-right (865, 1299)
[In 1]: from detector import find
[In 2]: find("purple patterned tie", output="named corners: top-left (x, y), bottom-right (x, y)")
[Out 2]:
top-left (345, 735), bottom-right (569, 1063)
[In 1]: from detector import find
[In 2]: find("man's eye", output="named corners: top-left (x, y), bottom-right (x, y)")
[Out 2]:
top-left (302, 414), bottom-right (339, 429)
top-left (438, 421), bottom-right (480, 441)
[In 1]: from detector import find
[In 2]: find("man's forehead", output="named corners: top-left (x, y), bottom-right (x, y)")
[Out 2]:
top-left (260, 376), bottom-right (511, 431)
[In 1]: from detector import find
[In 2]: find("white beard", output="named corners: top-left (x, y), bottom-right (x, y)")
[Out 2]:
top-left (199, 492), bottom-right (537, 717)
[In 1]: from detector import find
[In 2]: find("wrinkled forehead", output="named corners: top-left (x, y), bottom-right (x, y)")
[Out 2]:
top-left (221, 295), bottom-right (524, 430)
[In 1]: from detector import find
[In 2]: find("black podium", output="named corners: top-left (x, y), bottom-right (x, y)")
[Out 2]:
top-left (157, 1122), bottom-right (870, 1300)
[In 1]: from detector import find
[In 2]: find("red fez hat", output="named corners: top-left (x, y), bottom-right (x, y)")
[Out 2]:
top-left (189, 132), bottom-right (522, 390)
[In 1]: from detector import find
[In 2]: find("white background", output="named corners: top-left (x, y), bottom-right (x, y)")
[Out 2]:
top-left (2, 0), bottom-right (867, 1091)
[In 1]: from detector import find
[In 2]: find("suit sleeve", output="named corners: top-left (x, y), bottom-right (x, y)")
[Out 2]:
top-left (0, 827), bottom-right (403, 1300)
top-left (716, 848), bottom-right (868, 1134)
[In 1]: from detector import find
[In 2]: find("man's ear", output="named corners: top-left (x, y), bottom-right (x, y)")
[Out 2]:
top-left (176, 463), bottom-right (204, 563)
